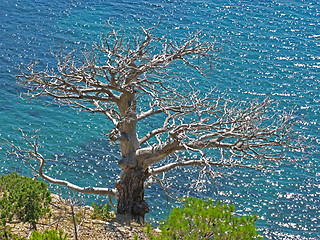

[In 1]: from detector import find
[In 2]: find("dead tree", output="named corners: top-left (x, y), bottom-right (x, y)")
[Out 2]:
top-left (13, 24), bottom-right (310, 222)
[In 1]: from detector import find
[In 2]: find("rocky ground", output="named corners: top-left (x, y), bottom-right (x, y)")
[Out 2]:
top-left (8, 194), bottom-right (150, 240)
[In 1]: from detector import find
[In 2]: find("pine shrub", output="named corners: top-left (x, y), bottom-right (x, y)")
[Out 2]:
top-left (29, 229), bottom-right (68, 240)
top-left (0, 172), bottom-right (51, 230)
top-left (149, 197), bottom-right (263, 240)
top-left (91, 202), bottom-right (114, 220)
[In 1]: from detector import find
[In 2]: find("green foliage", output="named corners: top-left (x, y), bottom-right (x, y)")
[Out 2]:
top-left (146, 224), bottom-right (154, 239)
top-left (91, 202), bottom-right (114, 220)
top-left (0, 172), bottom-right (51, 229)
top-left (149, 197), bottom-right (263, 240)
top-left (29, 229), bottom-right (68, 240)
top-left (0, 225), bottom-right (25, 240)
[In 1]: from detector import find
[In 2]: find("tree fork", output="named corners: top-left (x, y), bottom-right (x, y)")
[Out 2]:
top-left (116, 90), bottom-right (150, 221)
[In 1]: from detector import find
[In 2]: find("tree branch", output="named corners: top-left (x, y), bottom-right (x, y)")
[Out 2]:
top-left (149, 159), bottom-right (261, 176)
top-left (7, 129), bottom-right (118, 199)
top-left (137, 97), bottom-right (311, 170)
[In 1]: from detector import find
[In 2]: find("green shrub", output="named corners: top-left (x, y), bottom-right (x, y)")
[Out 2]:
top-left (0, 224), bottom-right (26, 240)
top-left (29, 229), bottom-right (68, 240)
top-left (148, 197), bottom-right (263, 240)
top-left (0, 172), bottom-right (51, 230)
top-left (91, 202), bottom-right (114, 220)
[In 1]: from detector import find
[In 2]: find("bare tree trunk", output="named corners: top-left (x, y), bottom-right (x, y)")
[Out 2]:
top-left (115, 167), bottom-right (149, 222)
top-left (115, 91), bottom-right (149, 222)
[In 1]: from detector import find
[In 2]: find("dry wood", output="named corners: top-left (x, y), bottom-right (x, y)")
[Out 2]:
top-left (11, 23), bottom-right (311, 220)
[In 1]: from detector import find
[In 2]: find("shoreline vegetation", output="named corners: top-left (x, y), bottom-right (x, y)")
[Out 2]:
top-left (5, 193), bottom-right (149, 239)
top-left (0, 173), bottom-right (262, 239)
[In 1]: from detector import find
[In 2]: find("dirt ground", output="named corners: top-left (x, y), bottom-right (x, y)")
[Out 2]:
top-left (7, 194), bottom-right (149, 240)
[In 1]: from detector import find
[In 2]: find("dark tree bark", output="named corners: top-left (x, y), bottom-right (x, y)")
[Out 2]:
top-left (115, 167), bottom-right (149, 221)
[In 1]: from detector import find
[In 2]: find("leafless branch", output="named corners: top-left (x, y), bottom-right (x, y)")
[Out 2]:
top-left (6, 129), bottom-right (118, 199)
top-left (149, 158), bottom-right (261, 176)
top-left (137, 97), bottom-right (312, 170)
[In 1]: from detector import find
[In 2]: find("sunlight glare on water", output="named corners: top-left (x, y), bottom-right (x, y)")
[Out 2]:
top-left (0, 0), bottom-right (319, 239)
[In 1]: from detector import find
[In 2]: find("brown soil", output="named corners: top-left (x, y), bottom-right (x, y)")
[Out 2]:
top-left (7, 194), bottom-right (150, 240)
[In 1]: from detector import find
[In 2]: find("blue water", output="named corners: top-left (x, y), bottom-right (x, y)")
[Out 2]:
top-left (0, 0), bottom-right (319, 239)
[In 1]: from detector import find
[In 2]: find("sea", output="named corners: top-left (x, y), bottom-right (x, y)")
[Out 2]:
top-left (0, 0), bottom-right (319, 239)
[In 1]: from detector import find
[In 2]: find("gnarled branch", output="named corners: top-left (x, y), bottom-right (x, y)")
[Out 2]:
top-left (7, 129), bottom-right (118, 199)
top-left (137, 97), bottom-right (311, 170)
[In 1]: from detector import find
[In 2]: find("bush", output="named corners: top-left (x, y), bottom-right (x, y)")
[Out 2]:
top-left (0, 172), bottom-right (51, 230)
top-left (0, 224), bottom-right (25, 240)
top-left (29, 229), bottom-right (68, 240)
top-left (148, 197), bottom-right (263, 240)
top-left (91, 202), bottom-right (114, 220)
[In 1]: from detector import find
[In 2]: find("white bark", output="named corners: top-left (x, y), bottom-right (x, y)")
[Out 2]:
top-left (149, 159), bottom-right (260, 176)
top-left (8, 129), bottom-right (118, 199)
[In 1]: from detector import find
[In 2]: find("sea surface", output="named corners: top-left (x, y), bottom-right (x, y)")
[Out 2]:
top-left (0, 0), bottom-right (319, 239)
